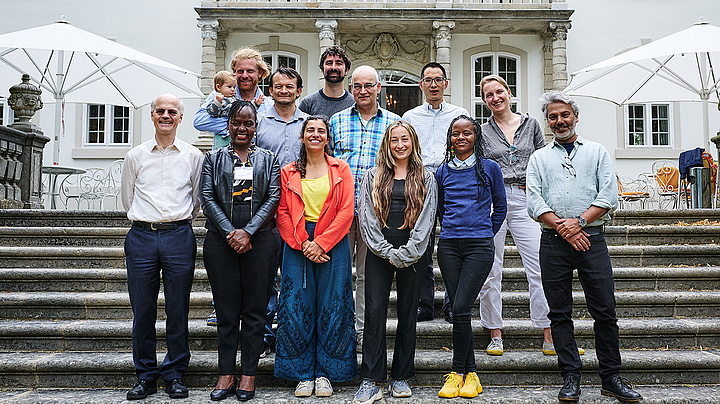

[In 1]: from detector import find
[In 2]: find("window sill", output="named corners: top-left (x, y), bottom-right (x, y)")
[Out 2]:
top-left (615, 148), bottom-right (683, 159)
top-left (72, 147), bottom-right (131, 159)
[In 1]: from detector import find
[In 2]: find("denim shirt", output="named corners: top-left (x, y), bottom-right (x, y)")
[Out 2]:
top-left (526, 135), bottom-right (617, 227)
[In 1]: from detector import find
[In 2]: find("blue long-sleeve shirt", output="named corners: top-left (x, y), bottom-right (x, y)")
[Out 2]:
top-left (435, 158), bottom-right (507, 239)
top-left (526, 135), bottom-right (618, 227)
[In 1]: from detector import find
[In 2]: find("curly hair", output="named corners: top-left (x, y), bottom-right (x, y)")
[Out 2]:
top-left (295, 115), bottom-right (333, 178)
top-left (443, 115), bottom-right (487, 187)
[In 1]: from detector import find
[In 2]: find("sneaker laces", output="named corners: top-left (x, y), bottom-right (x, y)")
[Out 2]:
top-left (465, 372), bottom-right (480, 386)
top-left (618, 377), bottom-right (635, 389)
top-left (315, 377), bottom-right (331, 390)
top-left (358, 380), bottom-right (376, 394)
top-left (443, 372), bottom-right (463, 388)
top-left (296, 380), bottom-right (313, 391)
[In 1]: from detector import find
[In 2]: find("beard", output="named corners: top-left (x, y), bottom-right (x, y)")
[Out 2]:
top-left (324, 69), bottom-right (346, 83)
top-left (551, 124), bottom-right (576, 142)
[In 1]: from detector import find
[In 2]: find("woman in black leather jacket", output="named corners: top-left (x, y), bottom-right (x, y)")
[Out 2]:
top-left (200, 100), bottom-right (281, 401)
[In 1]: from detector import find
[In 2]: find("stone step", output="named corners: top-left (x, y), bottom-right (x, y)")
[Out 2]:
top-left (1, 318), bottom-right (717, 353)
top-left (3, 266), bottom-right (718, 293)
top-left (3, 243), bottom-right (720, 268)
top-left (2, 290), bottom-right (718, 320)
top-left (3, 385), bottom-right (720, 404)
top-left (1, 224), bottom-right (718, 248)
top-left (610, 209), bottom-right (720, 226)
top-left (0, 349), bottom-right (718, 388)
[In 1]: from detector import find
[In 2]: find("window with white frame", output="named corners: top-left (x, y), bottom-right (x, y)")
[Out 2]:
top-left (472, 52), bottom-right (519, 124)
top-left (85, 104), bottom-right (131, 146)
top-left (260, 51), bottom-right (299, 96)
top-left (0, 102), bottom-right (4, 126)
top-left (626, 103), bottom-right (671, 147)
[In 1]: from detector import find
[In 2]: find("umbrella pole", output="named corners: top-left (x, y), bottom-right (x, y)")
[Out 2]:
top-left (703, 97), bottom-right (710, 149)
top-left (52, 51), bottom-right (64, 165)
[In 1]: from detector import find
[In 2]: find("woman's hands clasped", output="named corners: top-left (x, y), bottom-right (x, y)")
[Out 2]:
top-left (301, 240), bottom-right (330, 263)
top-left (227, 229), bottom-right (253, 254)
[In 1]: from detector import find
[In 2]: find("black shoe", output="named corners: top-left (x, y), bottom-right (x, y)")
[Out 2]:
top-left (444, 309), bottom-right (453, 323)
top-left (127, 379), bottom-right (157, 400)
top-left (417, 309), bottom-right (434, 322)
top-left (601, 375), bottom-right (643, 402)
top-left (558, 374), bottom-right (581, 401)
top-left (236, 388), bottom-right (255, 401)
top-left (211, 378), bottom-right (237, 401)
top-left (166, 378), bottom-right (189, 399)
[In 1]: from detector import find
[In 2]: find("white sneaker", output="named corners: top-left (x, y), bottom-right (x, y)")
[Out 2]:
top-left (295, 380), bottom-right (314, 397)
top-left (356, 333), bottom-right (363, 353)
top-left (389, 379), bottom-right (412, 398)
top-left (353, 380), bottom-right (382, 404)
top-left (486, 337), bottom-right (504, 356)
top-left (542, 341), bottom-right (585, 355)
top-left (314, 376), bottom-right (333, 397)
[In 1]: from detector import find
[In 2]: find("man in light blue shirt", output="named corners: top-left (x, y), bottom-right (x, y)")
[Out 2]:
top-left (193, 47), bottom-right (273, 150)
top-left (256, 67), bottom-right (307, 169)
top-left (402, 62), bottom-right (468, 322)
top-left (526, 91), bottom-right (642, 404)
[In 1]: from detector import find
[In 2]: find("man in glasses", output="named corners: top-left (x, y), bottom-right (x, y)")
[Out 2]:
top-left (526, 91), bottom-right (642, 403)
top-left (402, 62), bottom-right (468, 323)
top-left (121, 94), bottom-right (204, 400)
top-left (299, 45), bottom-right (355, 118)
top-left (330, 65), bottom-right (401, 354)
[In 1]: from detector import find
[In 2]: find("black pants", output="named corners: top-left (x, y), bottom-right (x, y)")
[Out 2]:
top-left (539, 229), bottom-right (621, 381)
top-left (437, 237), bottom-right (494, 374)
top-left (204, 229), bottom-right (277, 376)
top-left (361, 251), bottom-right (426, 381)
top-left (125, 223), bottom-right (196, 382)
top-left (417, 225), bottom-right (436, 316)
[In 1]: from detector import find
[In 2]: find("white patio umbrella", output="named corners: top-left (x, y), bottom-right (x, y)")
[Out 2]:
top-left (0, 19), bottom-right (203, 164)
top-left (565, 21), bottom-right (720, 147)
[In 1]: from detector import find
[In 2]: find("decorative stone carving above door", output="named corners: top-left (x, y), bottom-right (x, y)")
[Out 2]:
top-left (344, 33), bottom-right (428, 67)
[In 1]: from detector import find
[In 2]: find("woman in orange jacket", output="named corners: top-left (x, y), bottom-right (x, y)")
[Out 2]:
top-left (274, 115), bottom-right (357, 398)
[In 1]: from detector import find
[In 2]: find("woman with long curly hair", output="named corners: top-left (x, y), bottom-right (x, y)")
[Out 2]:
top-left (274, 115), bottom-right (357, 398)
top-left (435, 115), bottom-right (506, 399)
top-left (353, 120), bottom-right (437, 403)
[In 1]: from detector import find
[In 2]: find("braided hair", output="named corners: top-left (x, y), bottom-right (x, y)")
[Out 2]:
top-left (295, 115), bottom-right (332, 178)
top-left (442, 115), bottom-right (487, 187)
top-left (226, 99), bottom-right (257, 124)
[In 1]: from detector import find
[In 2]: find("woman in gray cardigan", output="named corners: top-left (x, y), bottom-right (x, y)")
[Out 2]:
top-left (353, 120), bottom-right (438, 404)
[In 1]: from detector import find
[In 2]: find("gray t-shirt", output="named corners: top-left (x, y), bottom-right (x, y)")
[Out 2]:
top-left (299, 89), bottom-right (355, 119)
top-left (481, 113), bottom-right (545, 185)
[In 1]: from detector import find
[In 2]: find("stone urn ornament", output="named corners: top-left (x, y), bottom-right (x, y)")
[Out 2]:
top-left (7, 74), bottom-right (43, 128)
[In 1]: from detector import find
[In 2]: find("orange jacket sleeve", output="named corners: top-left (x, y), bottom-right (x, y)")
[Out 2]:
top-left (276, 165), bottom-right (303, 250)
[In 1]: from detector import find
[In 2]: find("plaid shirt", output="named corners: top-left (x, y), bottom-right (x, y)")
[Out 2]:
top-left (330, 104), bottom-right (401, 213)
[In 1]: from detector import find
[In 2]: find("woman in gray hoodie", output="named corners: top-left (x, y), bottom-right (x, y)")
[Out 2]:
top-left (353, 120), bottom-right (438, 404)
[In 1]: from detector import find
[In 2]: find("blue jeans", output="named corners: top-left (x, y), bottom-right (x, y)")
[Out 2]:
top-left (125, 223), bottom-right (196, 382)
top-left (274, 223), bottom-right (357, 382)
top-left (539, 229), bottom-right (621, 381)
top-left (437, 237), bottom-right (494, 374)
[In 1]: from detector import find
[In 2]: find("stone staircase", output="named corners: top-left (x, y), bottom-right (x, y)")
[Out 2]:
top-left (1, 209), bottom-right (720, 402)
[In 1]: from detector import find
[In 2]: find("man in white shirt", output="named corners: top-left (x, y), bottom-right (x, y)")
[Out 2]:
top-left (403, 62), bottom-right (468, 322)
top-left (121, 93), bottom-right (204, 401)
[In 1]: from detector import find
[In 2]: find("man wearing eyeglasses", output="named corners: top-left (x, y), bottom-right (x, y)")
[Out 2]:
top-left (402, 62), bottom-right (468, 323)
top-left (330, 65), bottom-right (401, 352)
top-left (121, 94), bottom-right (204, 400)
top-left (526, 91), bottom-right (642, 403)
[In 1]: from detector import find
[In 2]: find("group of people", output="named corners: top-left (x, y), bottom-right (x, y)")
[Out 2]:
top-left (119, 44), bottom-right (643, 404)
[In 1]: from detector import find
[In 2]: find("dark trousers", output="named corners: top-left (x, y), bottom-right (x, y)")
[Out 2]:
top-left (263, 228), bottom-right (283, 349)
top-left (417, 225), bottom-right (436, 316)
top-left (125, 223), bottom-right (196, 382)
top-left (361, 251), bottom-right (426, 381)
top-left (539, 230), bottom-right (621, 381)
top-left (437, 238), bottom-right (494, 374)
top-left (204, 229), bottom-right (277, 376)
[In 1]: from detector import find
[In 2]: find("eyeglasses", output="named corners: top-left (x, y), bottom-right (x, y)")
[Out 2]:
top-left (509, 144), bottom-right (518, 164)
top-left (154, 108), bottom-right (179, 117)
top-left (421, 77), bottom-right (446, 85)
top-left (562, 155), bottom-right (576, 177)
top-left (352, 82), bottom-right (378, 92)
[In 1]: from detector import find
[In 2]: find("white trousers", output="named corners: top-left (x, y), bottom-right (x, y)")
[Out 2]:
top-left (479, 184), bottom-right (550, 329)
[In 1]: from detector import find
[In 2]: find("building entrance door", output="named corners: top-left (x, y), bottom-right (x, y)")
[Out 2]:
top-left (378, 69), bottom-right (421, 117)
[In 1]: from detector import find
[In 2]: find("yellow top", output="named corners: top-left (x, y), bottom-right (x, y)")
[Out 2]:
top-left (301, 173), bottom-right (330, 223)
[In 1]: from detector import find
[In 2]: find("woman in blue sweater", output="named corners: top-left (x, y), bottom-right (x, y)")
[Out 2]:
top-left (435, 115), bottom-right (507, 398)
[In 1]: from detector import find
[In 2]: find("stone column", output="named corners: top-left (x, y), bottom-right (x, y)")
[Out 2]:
top-left (548, 22), bottom-right (571, 90)
top-left (315, 19), bottom-right (338, 83)
top-left (433, 20), bottom-right (455, 101)
top-left (541, 34), bottom-right (554, 94)
top-left (216, 31), bottom-right (228, 72)
top-left (3, 74), bottom-right (49, 208)
top-left (196, 18), bottom-right (220, 154)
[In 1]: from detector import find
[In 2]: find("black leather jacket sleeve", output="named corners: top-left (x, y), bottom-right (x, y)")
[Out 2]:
top-left (244, 149), bottom-right (281, 235)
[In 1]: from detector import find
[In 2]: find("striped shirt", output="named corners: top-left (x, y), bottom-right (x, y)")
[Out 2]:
top-left (330, 104), bottom-right (401, 212)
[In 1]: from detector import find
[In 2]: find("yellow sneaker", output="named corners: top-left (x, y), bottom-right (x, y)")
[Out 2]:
top-left (438, 372), bottom-right (464, 398)
top-left (459, 372), bottom-right (483, 398)
top-left (542, 341), bottom-right (585, 355)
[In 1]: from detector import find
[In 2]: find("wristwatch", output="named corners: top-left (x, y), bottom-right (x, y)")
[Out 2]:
top-left (577, 215), bottom-right (587, 228)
